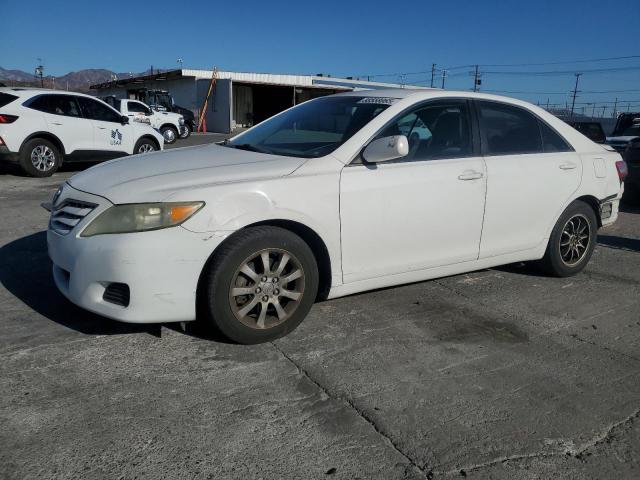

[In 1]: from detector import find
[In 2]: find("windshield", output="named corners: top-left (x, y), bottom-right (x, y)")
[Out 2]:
top-left (226, 96), bottom-right (394, 158)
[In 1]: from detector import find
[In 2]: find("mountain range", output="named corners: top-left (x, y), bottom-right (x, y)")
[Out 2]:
top-left (0, 67), bottom-right (163, 91)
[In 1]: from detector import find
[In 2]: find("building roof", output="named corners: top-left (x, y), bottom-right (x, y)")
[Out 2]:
top-left (89, 68), bottom-right (429, 91)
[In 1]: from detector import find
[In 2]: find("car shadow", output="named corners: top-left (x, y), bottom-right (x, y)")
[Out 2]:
top-left (0, 231), bottom-right (160, 336)
top-left (597, 235), bottom-right (640, 253)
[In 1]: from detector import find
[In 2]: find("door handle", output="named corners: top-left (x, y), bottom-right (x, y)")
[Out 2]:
top-left (559, 162), bottom-right (577, 170)
top-left (97, 127), bottom-right (107, 130)
top-left (458, 171), bottom-right (484, 181)
top-left (51, 122), bottom-right (63, 126)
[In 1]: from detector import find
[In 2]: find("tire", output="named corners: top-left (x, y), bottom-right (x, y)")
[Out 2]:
top-left (179, 123), bottom-right (192, 139)
top-left (19, 138), bottom-right (62, 177)
top-left (134, 137), bottom-right (158, 154)
top-left (537, 200), bottom-right (598, 277)
top-left (201, 226), bottom-right (319, 344)
top-left (160, 125), bottom-right (178, 144)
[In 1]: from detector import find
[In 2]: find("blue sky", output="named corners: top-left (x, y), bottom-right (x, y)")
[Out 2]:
top-left (2, 0), bottom-right (639, 111)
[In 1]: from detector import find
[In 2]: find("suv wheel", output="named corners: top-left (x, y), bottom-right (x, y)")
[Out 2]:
top-left (19, 138), bottom-right (62, 177)
top-left (201, 226), bottom-right (319, 344)
top-left (134, 138), bottom-right (157, 154)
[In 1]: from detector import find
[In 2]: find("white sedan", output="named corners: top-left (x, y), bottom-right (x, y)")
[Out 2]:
top-left (46, 90), bottom-right (626, 344)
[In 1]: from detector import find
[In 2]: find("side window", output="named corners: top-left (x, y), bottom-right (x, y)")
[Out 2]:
top-left (26, 95), bottom-right (51, 113)
top-left (478, 101), bottom-right (542, 155)
top-left (28, 95), bottom-right (81, 117)
top-left (540, 121), bottom-right (573, 152)
top-left (128, 101), bottom-right (150, 114)
top-left (376, 101), bottom-right (471, 162)
top-left (77, 97), bottom-right (122, 123)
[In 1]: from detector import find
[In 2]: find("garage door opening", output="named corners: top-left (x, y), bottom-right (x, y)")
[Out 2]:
top-left (232, 83), bottom-right (342, 129)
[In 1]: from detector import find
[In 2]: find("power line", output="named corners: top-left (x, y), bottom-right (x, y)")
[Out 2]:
top-left (450, 55), bottom-right (640, 69)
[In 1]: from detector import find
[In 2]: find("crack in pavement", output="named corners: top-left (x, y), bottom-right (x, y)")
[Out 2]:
top-left (270, 341), bottom-right (434, 479)
top-left (568, 332), bottom-right (640, 363)
top-left (442, 407), bottom-right (640, 476)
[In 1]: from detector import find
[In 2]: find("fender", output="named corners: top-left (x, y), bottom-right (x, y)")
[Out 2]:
top-left (20, 131), bottom-right (67, 155)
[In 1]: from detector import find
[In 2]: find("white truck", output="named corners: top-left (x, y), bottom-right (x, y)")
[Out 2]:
top-left (103, 97), bottom-right (185, 144)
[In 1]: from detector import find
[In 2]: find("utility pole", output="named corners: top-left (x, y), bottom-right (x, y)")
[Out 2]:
top-left (612, 97), bottom-right (618, 118)
top-left (570, 73), bottom-right (582, 119)
top-left (441, 69), bottom-right (447, 89)
top-left (592, 103), bottom-right (596, 119)
top-left (177, 58), bottom-right (183, 69)
top-left (546, 98), bottom-right (550, 110)
top-left (430, 63), bottom-right (436, 88)
top-left (34, 58), bottom-right (44, 88)
top-left (473, 65), bottom-right (481, 92)
top-left (601, 106), bottom-right (606, 117)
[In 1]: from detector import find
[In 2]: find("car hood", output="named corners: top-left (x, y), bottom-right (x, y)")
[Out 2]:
top-left (68, 144), bottom-right (307, 203)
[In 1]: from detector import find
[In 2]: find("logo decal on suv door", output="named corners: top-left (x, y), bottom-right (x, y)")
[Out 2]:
top-left (110, 129), bottom-right (123, 146)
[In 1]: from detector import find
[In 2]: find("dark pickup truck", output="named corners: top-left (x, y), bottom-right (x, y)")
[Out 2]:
top-left (607, 113), bottom-right (640, 198)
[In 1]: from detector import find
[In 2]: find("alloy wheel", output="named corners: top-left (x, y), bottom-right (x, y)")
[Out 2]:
top-left (228, 248), bottom-right (305, 329)
top-left (30, 145), bottom-right (56, 171)
top-left (138, 143), bottom-right (155, 154)
top-left (559, 214), bottom-right (590, 266)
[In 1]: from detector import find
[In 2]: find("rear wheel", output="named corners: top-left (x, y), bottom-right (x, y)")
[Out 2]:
top-left (201, 226), bottom-right (319, 344)
top-left (161, 125), bottom-right (178, 144)
top-left (19, 138), bottom-right (62, 177)
top-left (537, 200), bottom-right (597, 277)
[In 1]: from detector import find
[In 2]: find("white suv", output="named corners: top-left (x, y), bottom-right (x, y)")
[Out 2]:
top-left (0, 88), bottom-right (164, 177)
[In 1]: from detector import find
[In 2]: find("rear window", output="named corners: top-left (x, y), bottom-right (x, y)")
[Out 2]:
top-left (0, 92), bottom-right (18, 108)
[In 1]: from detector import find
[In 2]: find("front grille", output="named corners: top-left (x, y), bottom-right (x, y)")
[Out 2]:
top-left (103, 283), bottom-right (130, 307)
top-left (50, 199), bottom-right (97, 235)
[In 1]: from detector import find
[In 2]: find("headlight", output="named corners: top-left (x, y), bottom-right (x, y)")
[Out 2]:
top-left (81, 202), bottom-right (204, 237)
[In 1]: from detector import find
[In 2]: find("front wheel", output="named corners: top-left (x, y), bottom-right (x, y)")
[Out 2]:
top-left (179, 123), bottom-right (192, 139)
top-left (201, 226), bottom-right (319, 344)
top-left (134, 138), bottom-right (157, 154)
top-left (161, 125), bottom-right (178, 144)
top-left (537, 200), bottom-right (598, 277)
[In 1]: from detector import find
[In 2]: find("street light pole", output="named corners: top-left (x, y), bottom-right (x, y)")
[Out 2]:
top-left (441, 70), bottom-right (447, 89)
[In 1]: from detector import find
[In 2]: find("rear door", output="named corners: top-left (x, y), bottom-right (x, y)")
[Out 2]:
top-left (76, 96), bottom-right (134, 153)
top-left (29, 94), bottom-right (93, 153)
top-left (476, 100), bottom-right (581, 258)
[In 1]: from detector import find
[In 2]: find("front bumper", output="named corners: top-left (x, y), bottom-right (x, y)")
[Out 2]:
top-left (47, 185), bottom-right (227, 323)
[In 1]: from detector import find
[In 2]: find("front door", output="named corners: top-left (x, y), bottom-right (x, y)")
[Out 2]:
top-left (76, 96), bottom-right (134, 154)
top-left (340, 99), bottom-right (486, 283)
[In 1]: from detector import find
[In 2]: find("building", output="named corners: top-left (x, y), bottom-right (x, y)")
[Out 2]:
top-left (90, 69), bottom-right (428, 133)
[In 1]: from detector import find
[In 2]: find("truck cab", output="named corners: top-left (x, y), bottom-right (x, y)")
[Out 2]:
top-left (126, 88), bottom-right (196, 138)
top-left (103, 97), bottom-right (185, 144)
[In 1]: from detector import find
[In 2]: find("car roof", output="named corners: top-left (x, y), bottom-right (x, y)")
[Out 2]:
top-left (0, 87), bottom-right (99, 100)
top-left (335, 88), bottom-right (546, 109)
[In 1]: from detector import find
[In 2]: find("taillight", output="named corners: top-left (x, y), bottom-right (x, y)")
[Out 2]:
top-left (616, 160), bottom-right (628, 181)
top-left (0, 114), bottom-right (18, 124)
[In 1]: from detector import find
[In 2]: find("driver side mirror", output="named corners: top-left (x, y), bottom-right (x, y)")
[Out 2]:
top-left (120, 115), bottom-right (129, 125)
top-left (362, 135), bottom-right (409, 163)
